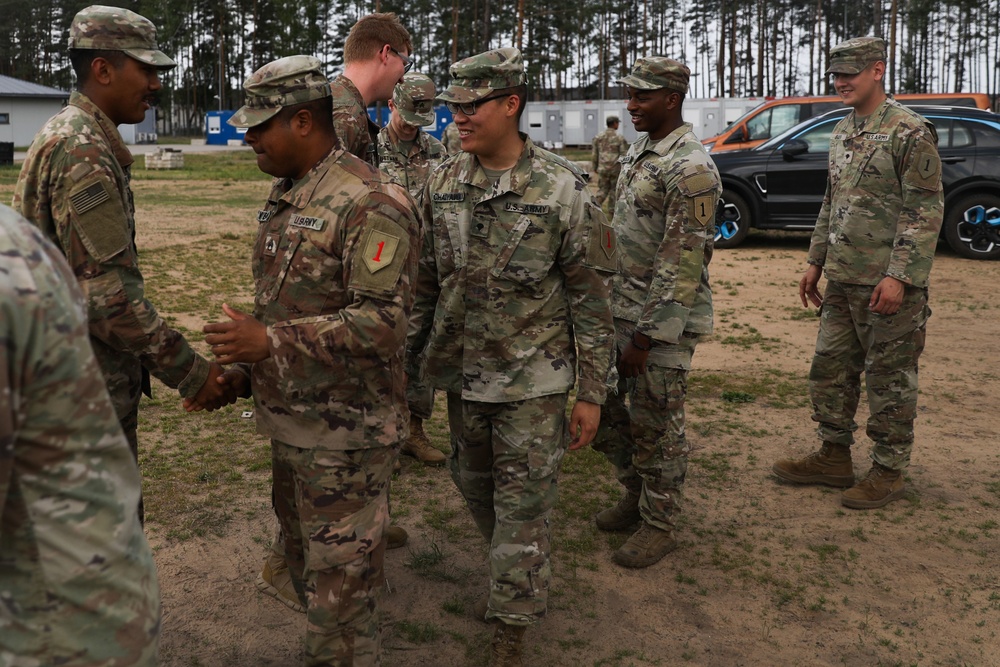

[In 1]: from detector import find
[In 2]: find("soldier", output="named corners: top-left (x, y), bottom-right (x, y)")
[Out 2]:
top-left (13, 4), bottom-right (235, 525)
top-left (202, 55), bottom-right (419, 665)
top-left (590, 115), bottom-right (628, 212)
top-left (588, 58), bottom-right (720, 569)
top-left (331, 12), bottom-right (412, 165)
top-left (441, 117), bottom-right (461, 154)
top-left (377, 72), bottom-right (448, 468)
top-left (1, 206), bottom-right (160, 666)
top-left (772, 37), bottom-right (943, 509)
top-left (409, 47), bottom-right (616, 666)
top-left (253, 11), bottom-right (415, 608)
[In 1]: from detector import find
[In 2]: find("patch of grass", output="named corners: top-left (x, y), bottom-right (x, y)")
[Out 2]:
top-left (394, 620), bottom-right (442, 644)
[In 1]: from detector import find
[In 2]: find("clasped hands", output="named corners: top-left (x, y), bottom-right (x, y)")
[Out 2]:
top-left (183, 303), bottom-right (268, 412)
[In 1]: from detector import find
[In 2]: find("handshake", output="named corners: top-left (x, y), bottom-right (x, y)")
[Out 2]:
top-left (182, 303), bottom-right (266, 413)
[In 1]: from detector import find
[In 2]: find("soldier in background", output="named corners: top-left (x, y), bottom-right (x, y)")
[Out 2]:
top-left (590, 115), bottom-right (628, 212)
top-left (409, 47), bottom-right (616, 666)
top-left (203, 56), bottom-right (420, 665)
top-left (377, 72), bottom-right (447, 469)
top-left (772, 37), bottom-right (943, 509)
top-left (588, 58), bottom-right (719, 569)
top-left (331, 12), bottom-right (413, 165)
top-left (1, 206), bottom-right (160, 666)
top-left (441, 117), bottom-right (461, 153)
top-left (13, 4), bottom-right (236, 525)
top-left (252, 10), bottom-right (415, 608)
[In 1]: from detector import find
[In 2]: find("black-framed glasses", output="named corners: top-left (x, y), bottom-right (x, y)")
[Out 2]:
top-left (389, 47), bottom-right (413, 73)
top-left (445, 94), bottom-right (511, 117)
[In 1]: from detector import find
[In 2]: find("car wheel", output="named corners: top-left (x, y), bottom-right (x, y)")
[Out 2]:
top-left (944, 193), bottom-right (1000, 260)
top-left (714, 190), bottom-right (751, 249)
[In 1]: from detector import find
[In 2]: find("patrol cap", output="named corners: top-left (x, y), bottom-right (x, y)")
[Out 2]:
top-left (438, 47), bottom-right (526, 104)
top-left (69, 5), bottom-right (175, 69)
top-left (606, 115), bottom-right (620, 126)
top-left (228, 55), bottom-right (331, 128)
top-left (826, 37), bottom-right (886, 75)
top-left (393, 73), bottom-right (437, 126)
top-left (616, 57), bottom-right (689, 94)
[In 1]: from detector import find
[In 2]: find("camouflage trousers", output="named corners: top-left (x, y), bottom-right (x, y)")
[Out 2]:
top-left (446, 392), bottom-right (568, 626)
top-left (593, 326), bottom-right (698, 532)
top-left (595, 168), bottom-right (620, 213)
top-left (809, 280), bottom-right (929, 470)
top-left (406, 376), bottom-right (435, 421)
top-left (271, 440), bottom-right (397, 666)
top-left (105, 358), bottom-right (145, 524)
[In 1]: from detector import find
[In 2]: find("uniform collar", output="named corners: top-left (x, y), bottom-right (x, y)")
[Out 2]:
top-left (460, 133), bottom-right (535, 198)
top-left (844, 97), bottom-right (896, 137)
top-left (278, 146), bottom-right (343, 209)
top-left (69, 91), bottom-right (134, 170)
top-left (636, 122), bottom-right (693, 158)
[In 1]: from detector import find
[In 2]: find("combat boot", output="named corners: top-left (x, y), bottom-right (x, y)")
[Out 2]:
top-left (595, 491), bottom-right (641, 531)
top-left (771, 442), bottom-right (854, 487)
top-left (613, 522), bottom-right (678, 568)
top-left (386, 524), bottom-right (409, 549)
top-left (401, 417), bottom-right (446, 466)
top-left (256, 551), bottom-right (306, 613)
top-left (490, 622), bottom-right (526, 667)
top-left (841, 463), bottom-right (905, 509)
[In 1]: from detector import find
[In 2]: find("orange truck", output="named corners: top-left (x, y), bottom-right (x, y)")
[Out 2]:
top-left (703, 93), bottom-right (992, 153)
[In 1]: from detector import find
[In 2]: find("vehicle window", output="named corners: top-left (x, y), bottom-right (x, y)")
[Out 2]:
top-left (969, 120), bottom-right (1000, 149)
top-left (790, 119), bottom-right (839, 153)
top-left (812, 101), bottom-right (843, 115)
top-left (932, 119), bottom-right (952, 147)
top-left (746, 109), bottom-right (773, 140)
top-left (768, 106), bottom-right (802, 138)
top-left (952, 122), bottom-right (974, 148)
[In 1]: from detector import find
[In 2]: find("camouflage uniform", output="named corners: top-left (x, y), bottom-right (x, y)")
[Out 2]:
top-left (0, 205), bottom-right (160, 666)
top-left (377, 73), bottom-right (446, 421)
top-left (806, 46), bottom-right (943, 469)
top-left (409, 48), bottom-right (616, 626)
top-left (331, 74), bottom-right (381, 166)
top-left (229, 56), bottom-right (420, 665)
top-left (12, 5), bottom-right (210, 523)
top-left (441, 120), bottom-right (461, 154)
top-left (590, 122), bottom-right (628, 211)
top-left (593, 58), bottom-right (720, 535)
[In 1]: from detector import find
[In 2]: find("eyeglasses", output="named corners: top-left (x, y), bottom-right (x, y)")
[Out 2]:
top-left (445, 94), bottom-right (511, 117)
top-left (389, 47), bottom-right (413, 73)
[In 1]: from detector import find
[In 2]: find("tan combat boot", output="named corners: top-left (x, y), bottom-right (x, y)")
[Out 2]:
top-left (595, 490), bottom-right (641, 531)
top-left (385, 524), bottom-right (409, 549)
top-left (401, 417), bottom-right (446, 466)
top-left (841, 463), bottom-right (905, 509)
top-left (613, 522), bottom-right (678, 568)
top-left (256, 550), bottom-right (306, 613)
top-left (772, 442), bottom-right (854, 487)
top-left (490, 622), bottom-right (526, 667)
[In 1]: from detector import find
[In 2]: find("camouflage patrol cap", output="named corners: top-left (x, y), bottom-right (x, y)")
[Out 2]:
top-left (228, 55), bottom-right (331, 128)
top-left (69, 5), bottom-right (175, 69)
top-left (616, 57), bottom-right (689, 94)
top-left (393, 73), bottom-right (437, 126)
top-left (438, 47), bottom-right (526, 104)
top-left (826, 37), bottom-right (886, 75)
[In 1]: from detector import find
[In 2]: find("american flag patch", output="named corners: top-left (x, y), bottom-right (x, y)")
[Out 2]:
top-left (69, 181), bottom-right (110, 215)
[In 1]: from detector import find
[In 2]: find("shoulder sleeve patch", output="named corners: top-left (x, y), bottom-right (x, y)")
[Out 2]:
top-left (351, 213), bottom-right (410, 295)
top-left (914, 150), bottom-right (940, 185)
top-left (678, 171), bottom-right (717, 196)
top-left (691, 195), bottom-right (717, 227)
top-left (68, 174), bottom-right (130, 263)
top-left (585, 203), bottom-right (618, 272)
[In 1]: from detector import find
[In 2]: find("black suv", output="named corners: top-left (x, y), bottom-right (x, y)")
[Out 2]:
top-left (712, 105), bottom-right (1000, 259)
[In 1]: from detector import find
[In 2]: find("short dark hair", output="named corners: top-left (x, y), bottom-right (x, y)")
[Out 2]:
top-left (69, 49), bottom-right (128, 87)
top-left (277, 96), bottom-right (334, 135)
top-left (494, 84), bottom-right (528, 123)
top-left (606, 116), bottom-right (619, 127)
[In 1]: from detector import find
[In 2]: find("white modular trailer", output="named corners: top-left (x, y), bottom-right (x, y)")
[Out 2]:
top-left (521, 97), bottom-right (766, 147)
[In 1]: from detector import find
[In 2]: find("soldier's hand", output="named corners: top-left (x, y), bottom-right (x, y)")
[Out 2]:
top-left (183, 367), bottom-right (250, 412)
top-left (618, 336), bottom-right (650, 379)
top-left (568, 400), bottom-right (601, 451)
top-left (204, 303), bottom-right (270, 364)
top-left (870, 276), bottom-right (905, 315)
top-left (799, 264), bottom-right (824, 308)
top-left (186, 362), bottom-right (239, 412)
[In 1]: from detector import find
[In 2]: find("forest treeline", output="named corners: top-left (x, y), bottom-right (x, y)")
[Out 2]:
top-left (2, 0), bottom-right (997, 132)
